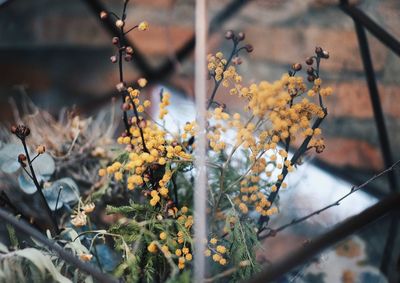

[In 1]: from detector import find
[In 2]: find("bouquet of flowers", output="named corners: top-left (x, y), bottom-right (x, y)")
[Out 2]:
top-left (0, 1), bottom-right (335, 282)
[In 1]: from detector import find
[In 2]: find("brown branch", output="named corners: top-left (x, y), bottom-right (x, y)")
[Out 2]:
top-left (0, 207), bottom-right (117, 283)
top-left (114, 0), bottom-right (149, 153)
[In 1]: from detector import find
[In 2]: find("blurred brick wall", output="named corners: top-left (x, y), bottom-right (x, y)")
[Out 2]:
top-left (0, 0), bottom-right (399, 188)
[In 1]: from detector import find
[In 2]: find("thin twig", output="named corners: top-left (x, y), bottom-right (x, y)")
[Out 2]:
top-left (21, 138), bottom-right (59, 234)
top-left (258, 159), bottom-right (400, 240)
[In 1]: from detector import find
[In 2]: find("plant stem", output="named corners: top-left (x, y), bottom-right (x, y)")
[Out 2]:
top-left (207, 41), bottom-right (238, 109)
top-left (21, 139), bottom-right (59, 234)
top-left (116, 0), bottom-right (149, 153)
top-left (258, 159), bottom-right (400, 239)
top-left (257, 110), bottom-right (327, 234)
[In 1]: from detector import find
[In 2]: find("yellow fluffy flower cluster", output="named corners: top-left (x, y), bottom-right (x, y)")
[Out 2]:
top-left (207, 52), bottom-right (243, 96)
top-left (98, 86), bottom-right (193, 209)
top-left (204, 237), bottom-right (228, 266)
top-left (146, 207), bottom-right (193, 270)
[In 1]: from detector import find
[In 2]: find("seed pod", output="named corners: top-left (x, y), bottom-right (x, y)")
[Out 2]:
top-left (237, 32), bottom-right (245, 41)
top-left (305, 57), bottom-right (314, 65)
top-left (292, 63), bottom-right (302, 71)
top-left (100, 11), bottom-right (108, 20)
top-left (225, 30), bottom-right (234, 40)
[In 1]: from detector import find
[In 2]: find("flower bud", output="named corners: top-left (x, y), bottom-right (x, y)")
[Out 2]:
top-left (110, 55), bottom-right (117, 63)
top-left (322, 50), bottom-right (329, 59)
top-left (305, 57), bottom-right (314, 65)
top-left (244, 44), bottom-right (254, 53)
top-left (307, 75), bottom-right (316, 82)
top-left (232, 57), bottom-right (242, 65)
top-left (224, 30), bottom-right (234, 40)
top-left (10, 125), bottom-right (17, 134)
top-left (100, 11), bottom-right (108, 20)
top-left (291, 63), bottom-right (302, 71)
top-left (112, 37), bottom-right (119, 45)
top-left (237, 32), bottom-right (245, 41)
top-left (138, 21), bottom-right (149, 31)
top-left (122, 103), bottom-right (130, 111)
top-left (116, 82), bottom-right (126, 92)
top-left (115, 20), bottom-right (124, 28)
top-left (306, 66), bottom-right (314, 75)
top-left (14, 125), bottom-right (30, 139)
top-left (316, 144), bottom-right (325, 153)
top-left (36, 145), bottom-right (46, 154)
top-left (18, 154), bottom-right (27, 166)
top-left (138, 119), bottom-right (147, 129)
top-left (124, 54), bottom-right (132, 62)
top-left (315, 46), bottom-right (323, 56)
top-left (126, 46), bottom-right (134, 55)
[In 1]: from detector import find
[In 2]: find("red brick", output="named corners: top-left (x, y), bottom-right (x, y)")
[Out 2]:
top-left (245, 26), bottom-right (388, 72)
top-left (311, 0), bottom-right (359, 7)
top-left (31, 15), bottom-right (109, 46)
top-left (325, 82), bottom-right (400, 119)
top-left (319, 137), bottom-right (383, 171)
top-left (0, 64), bottom-right (51, 90)
top-left (126, 25), bottom-right (193, 56)
top-left (132, 0), bottom-right (174, 8)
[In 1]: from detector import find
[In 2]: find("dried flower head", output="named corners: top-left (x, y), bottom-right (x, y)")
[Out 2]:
top-left (79, 253), bottom-right (93, 261)
top-left (83, 203), bottom-right (95, 213)
top-left (71, 211), bottom-right (87, 227)
top-left (12, 125), bottom-right (31, 140)
top-left (36, 145), bottom-right (46, 154)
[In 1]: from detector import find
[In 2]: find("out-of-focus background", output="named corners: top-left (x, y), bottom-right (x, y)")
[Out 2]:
top-left (1, 0), bottom-right (399, 190)
top-left (0, 0), bottom-right (400, 281)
